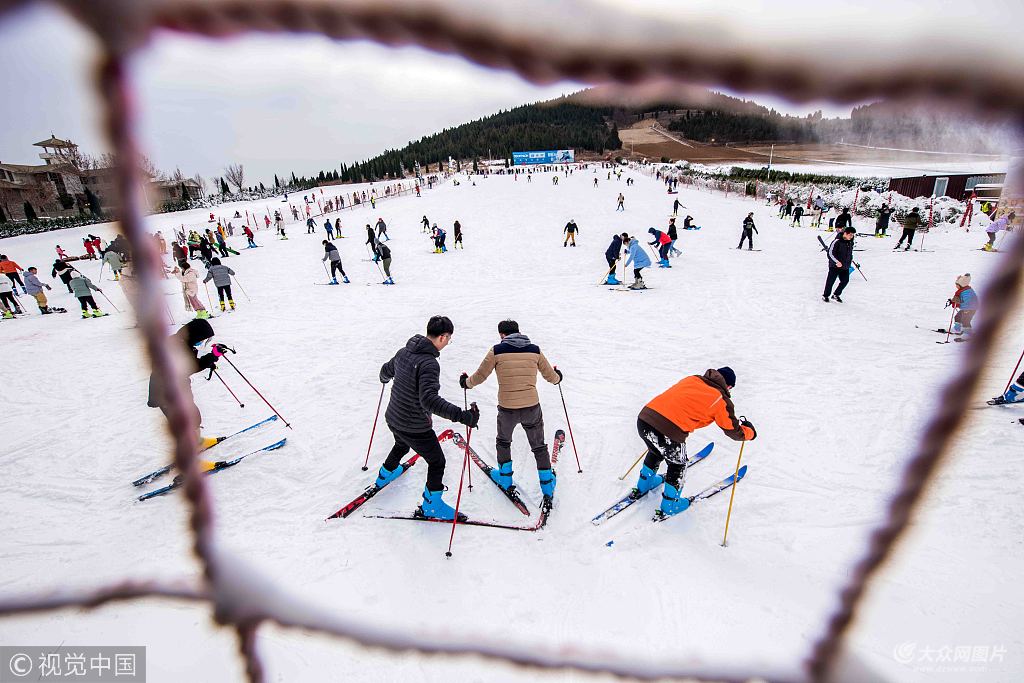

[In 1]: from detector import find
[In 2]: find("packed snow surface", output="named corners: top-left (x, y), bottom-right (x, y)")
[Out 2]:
top-left (1, 169), bottom-right (1021, 682)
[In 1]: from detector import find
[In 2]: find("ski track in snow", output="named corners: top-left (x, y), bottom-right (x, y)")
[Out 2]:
top-left (1, 171), bottom-right (1021, 682)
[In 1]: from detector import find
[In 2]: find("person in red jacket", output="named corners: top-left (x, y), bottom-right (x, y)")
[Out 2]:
top-left (634, 367), bottom-right (756, 517)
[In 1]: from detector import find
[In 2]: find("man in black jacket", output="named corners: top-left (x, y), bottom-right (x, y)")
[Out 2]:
top-left (874, 204), bottom-right (892, 237)
top-left (834, 207), bottom-right (853, 231)
top-left (375, 316), bottom-right (479, 520)
top-left (737, 213), bottom-right (757, 250)
top-left (894, 207), bottom-right (922, 251)
top-left (823, 227), bottom-right (856, 303)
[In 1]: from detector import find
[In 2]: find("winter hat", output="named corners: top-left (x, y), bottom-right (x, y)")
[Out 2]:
top-left (648, 227), bottom-right (657, 234)
top-left (956, 273), bottom-right (971, 288)
top-left (717, 366), bottom-right (736, 387)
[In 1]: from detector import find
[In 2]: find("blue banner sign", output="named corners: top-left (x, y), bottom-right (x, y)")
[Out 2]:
top-left (512, 149), bottom-right (575, 165)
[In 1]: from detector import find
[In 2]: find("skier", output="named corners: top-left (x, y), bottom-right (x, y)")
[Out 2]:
top-left (667, 218), bottom-right (681, 257)
top-left (459, 319), bottom-right (561, 501)
top-left (421, 215), bottom-right (430, 233)
top-left (334, 218), bottom-right (342, 237)
top-left (894, 208), bottom-right (922, 251)
top-left (243, 225), bottom-right (257, 248)
top-left (378, 242), bottom-right (394, 285)
top-left (791, 204), bottom-right (804, 227)
top-left (616, 193), bottom-right (625, 211)
top-left (365, 224), bottom-right (380, 260)
top-left (306, 216), bottom-right (316, 234)
top-left (56, 245), bottom-right (69, 261)
top-left (322, 241), bottom-right (349, 284)
top-left (83, 236), bottom-right (97, 259)
top-left (172, 260), bottom-right (210, 319)
top-left (834, 207), bottom-right (853, 233)
top-left (992, 367), bottom-right (1024, 404)
top-left (374, 316), bottom-right (480, 521)
top-left (203, 258), bottom-right (236, 312)
top-left (563, 219), bottom-right (580, 247)
top-left (947, 273), bottom-right (978, 337)
top-left (632, 367), bottom-right (756, 517)
top-left (376, 217), bottom-right (389, 242)
top-left (593, 177), bottom-right (598, 188)
top-left (24, 267), bottom-right (55, 314)
top-left (451, 220), bottom-right (464, 249)
top-left (875, 203), bottom-right (893, 237)
top-left (737, 213), bottom-right (757, 250)
top-left (214, 229), bottom-right (230, 258)
top-left (984, 211), bottom-right (1015, 252)
top-left (648, 227), bottom-right (672, 267)
top-left (324, 219), bottom-right (334, 240)
top-left (434, 225), bottom-right (447, 253)
top-left (0, 255), bottom-right (26, 293)
top-left (146, 318), bottom-right (228, 455)
top-left (197, 235), bottom-right (214, 264)
top-left (0, 276), bottom-right (21, 317)
top-left (603, 234), bottom-right (623, 285)
top-left (812, 196), bottom-right (827, 227)
top-left (68, 269), bottom-right (105, 318)
top-left (823, 227), bottom-right (856, 303)
top-left (52, 259), bottom-right (74, 293)
top-left (672, 198), bottom-right (681, 216)
top-left (102, 248), bottom-right (124, 281)
top-left (623, 234), bottom-right (651, 290)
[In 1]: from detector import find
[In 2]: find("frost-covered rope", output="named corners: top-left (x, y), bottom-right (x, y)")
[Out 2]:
top-left (0, 580), bottom-right (209, 615)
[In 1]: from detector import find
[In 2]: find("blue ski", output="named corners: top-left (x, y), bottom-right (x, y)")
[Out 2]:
top-left (137, 438), bottom-right (287, 502)
top-left (652, 465), bottom-right (747, 522)
top-left (590, 442), bottom-right (714, 526)
top-left (131, 415), bottom-right (279, 487)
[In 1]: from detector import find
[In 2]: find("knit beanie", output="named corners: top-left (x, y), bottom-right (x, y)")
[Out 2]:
top-left (717, 366), bottom-right (736, 387)
top-left (956, 273), bottom-right (971, 288)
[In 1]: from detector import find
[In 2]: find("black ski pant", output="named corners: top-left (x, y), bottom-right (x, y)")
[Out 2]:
top-left (658, 243), bottom-right (670, 260)
top-left (216, 285), bottom-right (233, 302)
top-left (895, 228), bottom-right (915, 248)
top-left (0, 291), bottom-right (20, 312)
top-left (247, 237), bottom-right (257, 247)
top-left (217, 244), bottom-right (229, 257)
top-left (382, 427), bottom-right (446, 491)
top-left (875, 223), bottom-right (889, 236)
top-left (738, 228), bottom-right (754, 249)
top-left (329, 260), bottom-right (346, 279)
top-left (77, 295), bottom-right (99, 312)
top-left (495, 404), bottom-right (550, 470)
top-left (824, 266), bottom-right (850, 298)
top-left (5, 272), bottom-right (24, 289)
top-left (638, 418), bottom-right (688, 490)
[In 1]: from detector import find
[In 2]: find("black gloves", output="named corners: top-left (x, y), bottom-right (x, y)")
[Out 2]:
top-left (459, 372), bottom-right (469, 389)
top-left (459, 402), bottom-right (480, 428)
top-left (741, 419), bottom-right (757, 440)
top-left (554, 368), bottom-right (563, 384)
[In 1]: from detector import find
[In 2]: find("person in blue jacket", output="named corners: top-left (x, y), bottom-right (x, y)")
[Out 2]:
top-left (948, 273), bottom-right (978, 337)
top-left (603, 234), bottom-right (623, 285)
top-left (622, 233), bottom-right (651, 290)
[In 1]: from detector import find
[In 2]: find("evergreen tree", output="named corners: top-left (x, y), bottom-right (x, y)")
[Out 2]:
top-left (274, 174), bottom-right (280, 188)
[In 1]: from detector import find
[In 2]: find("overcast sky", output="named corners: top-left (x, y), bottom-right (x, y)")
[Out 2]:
top-left (0, 2), bottom-right (860, 187)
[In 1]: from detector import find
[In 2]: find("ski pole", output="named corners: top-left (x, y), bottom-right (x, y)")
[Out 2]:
top-left (365, 243), bottom-right (385, 279)
top-left (232, 275), bottom-right (251, 302)
top-left (464, 388), bottom-right (472, 491)
top-left (446, 416), bottom-right (474, 558)
top-left (97, 288), bottom-right (121, 313)
top-left (618, 450), bottom-right (647, 481)
top-left (362, 383), bottom-right (385, 471)
top-left (556, 376), bottom-right (583, 473)
top-left (322, 261), bottom-right (332, 282)
top-left (1001, 347), bottom-right (1024, 395)
top-left (204, 281), bottom-right (215, 311)
top-left (942, 309), bottom-right (955, 344)
top-left (210, 368), bottom-right (245, 408)
top-left (720, 439), bottom-right (747, 547)
top-left (217, 349), bottom-right (292, 429)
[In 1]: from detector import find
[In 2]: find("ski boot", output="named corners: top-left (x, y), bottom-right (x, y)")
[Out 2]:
top-left (343, 276), bottom-right (350, 284)
top-left (538, 468), bottom-right (556, 499)
top-left (633, 465), bottom-right (663, 498)
top-left (229, 299), bottom-right (236, 310)
top-left (331, 278), bottom-right (339, 285)
top-left (2, 309), bottom-right (13, 320)
top-left (219, 301), bottom-right (226, 312)
top-left (604, 274), bottom-right (621, 286)
top-left (628, 277), bottom-right (647, 290)
top-left (114, 272), bottom-right (120, 281)
top-left (658, 483), bottom-right (690, 517)
top-left (983, 243), bottom-right (995, 252)
top-left (951, 322), bottom-right (963, 335)
top-left (91, 309), bottom-right (105, 318)
top-left (374, 465), bottom-right (404, 488)
top-left (417, 487), bottom-right (467, 522)
top-left (198, 435), bottom-right (221, 451)
top-left (196, 310), bottom-right (211, 320)
top-left (489, 461), bottom-right (514, 491)
top-left (80, 309), bottom-right (90, 319)
top-left (992, 382), bottom-right (1024, 405)
top-left (831, 294), bottom-right (843, 303)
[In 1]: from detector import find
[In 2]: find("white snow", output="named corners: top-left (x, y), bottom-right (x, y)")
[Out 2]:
top-left (1, 169), bottom-right (1021, 682)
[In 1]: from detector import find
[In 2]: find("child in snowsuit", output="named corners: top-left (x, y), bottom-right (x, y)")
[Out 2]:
top-left (737, 213), bottom-right (758, 250)
top-left (102, 249), bottom-right (123, 281)
top-left (24, 267), bottom-right (54, 313)
top-left (623, 234), bottom-right (651, 290)
top-left (648, 228), bottom-right (672, 267)
top-left (203, 258), bottom-right (236, 311)
top-left (603, 234), bottom-right (623, 285)
top-left (243, 226), bottom-right (257, 248)
top-left (68, 269), bottom-right (104, 318)
top-left (84, 237), bottom-right (97, 259)
top-left (948, 273), bottom-right (978, 337)
top-left (434, 227), bottom-right (447, 253)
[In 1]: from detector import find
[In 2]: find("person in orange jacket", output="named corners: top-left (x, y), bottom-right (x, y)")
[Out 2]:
top-left (0, 255), bottom-right (26, 293)
top-left (634, 367), bottom-right (756, 517)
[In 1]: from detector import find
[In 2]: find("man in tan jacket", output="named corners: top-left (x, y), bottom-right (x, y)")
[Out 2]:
top-left (460, 320), bottom-right (562, 501)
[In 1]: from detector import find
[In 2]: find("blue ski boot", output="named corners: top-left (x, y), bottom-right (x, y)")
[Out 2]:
top-left (331, 278), bottom-right (339, 285)
top-left (1003, 382), bottom-right (1024, 403)
top-left (489, 461), bottom-right (514, 490)
top-left (343, 276), bottom-right (350, 284)
top-left (604, 274), bottom-right (621, 285)
top-left (374, 465), bottom-right (404, 488)
top-left (538, 468), bottom-right (556, 499)
top-left (633, 465), bottom-right (663, 497)
top-left (418, 487), bottom-right (467, 521)
top-left (659, 483), bottom-right (690, 516)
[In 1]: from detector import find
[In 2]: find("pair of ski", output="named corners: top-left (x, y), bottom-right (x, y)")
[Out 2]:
top-left (328, 428), bottom-right (564, 531)
top-left (590, 442), bottom-right (746, 525)
top-left (132, 416), bottom-right (285, 501)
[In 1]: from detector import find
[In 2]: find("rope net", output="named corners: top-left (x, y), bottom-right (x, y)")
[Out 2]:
top-left (1, 1), bottom-right (1021, 681)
